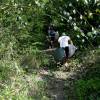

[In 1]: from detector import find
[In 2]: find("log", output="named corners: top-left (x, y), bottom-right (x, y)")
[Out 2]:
top-left (42, 48), bottom-right (56, 52)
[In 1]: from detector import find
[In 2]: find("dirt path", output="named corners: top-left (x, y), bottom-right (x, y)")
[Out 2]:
top-left (39, 70), bottom-right (67, 100)
top-left (38, 53), bottom-right (99, 100)
top-left (38, 64), bottom-right (86, 100)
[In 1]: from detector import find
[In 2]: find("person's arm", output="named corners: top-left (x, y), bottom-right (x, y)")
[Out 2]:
top-left (58, 37), bottom-right (61, 43)
top-left (70, 39), bottom-right (73, 45)
top-left (48, 30), bottom-right (50, 37)
top-left (68, 37), bottom-right (73, 45)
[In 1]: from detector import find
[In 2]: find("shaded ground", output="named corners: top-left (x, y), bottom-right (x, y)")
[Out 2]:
top-left (38, 66), bottom-right (84, 100)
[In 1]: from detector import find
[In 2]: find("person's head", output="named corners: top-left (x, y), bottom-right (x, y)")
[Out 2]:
top-left (62, 32), bottom-right (66, 36)
top-left (48, 25), bottom-right (53, 30)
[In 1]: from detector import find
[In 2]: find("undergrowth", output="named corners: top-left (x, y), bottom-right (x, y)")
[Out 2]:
top-left (73, 48), bottom-right (100, 100)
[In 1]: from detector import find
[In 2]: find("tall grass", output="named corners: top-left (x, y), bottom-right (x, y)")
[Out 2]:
top-left (0, 42), bottom-right (50, 100)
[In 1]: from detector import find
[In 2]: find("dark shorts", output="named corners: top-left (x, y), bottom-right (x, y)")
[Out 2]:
top-left (50, 36), bottom-right (55, 41)
top-left (64, 46), bottom-right (69, 58)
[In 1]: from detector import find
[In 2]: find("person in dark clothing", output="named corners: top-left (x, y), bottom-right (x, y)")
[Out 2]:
top-left (48, 26), bottom-right (56, 48)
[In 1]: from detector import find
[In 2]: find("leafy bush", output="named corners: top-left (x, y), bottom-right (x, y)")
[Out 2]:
top-left (75, 78), bottom-right (100, 100)
top-left (20, 48), bottom-right (56, 72)
top-left (0, 58), bottom-right (48, 100)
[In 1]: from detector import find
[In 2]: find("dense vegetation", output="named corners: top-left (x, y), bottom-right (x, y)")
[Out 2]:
top-left (0, 0), bottom-right (100, 99)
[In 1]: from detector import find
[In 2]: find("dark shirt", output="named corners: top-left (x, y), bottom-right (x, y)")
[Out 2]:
top-left (48, 30), bottom-right (55, 37)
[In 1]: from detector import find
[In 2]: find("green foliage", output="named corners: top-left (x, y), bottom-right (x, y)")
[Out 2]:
top-left (0, 58), bottom-right (48, 100)
top-left (43, 0), bottom-right (100, 49)
top-left (0, 0), bottom-right (100, 99)
top-left (0, 0), bottom-right (100, 52)
top-left (21, 48), bottom-right (56, 72)
top-left (73, 49), bottom-right (100, 100)
top-left (75, 78), bottom-right (100, 100)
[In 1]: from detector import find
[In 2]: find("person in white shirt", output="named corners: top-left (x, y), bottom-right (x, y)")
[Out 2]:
top-left (58, 32), bottom-right (73, 59)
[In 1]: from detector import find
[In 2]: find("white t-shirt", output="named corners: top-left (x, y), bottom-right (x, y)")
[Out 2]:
top-left (58, 36), bottom-right (70, 47)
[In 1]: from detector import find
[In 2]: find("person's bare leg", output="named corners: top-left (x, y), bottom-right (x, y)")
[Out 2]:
top-left (63, 57), bottom-right (68, 67)
top-left (51, 41), bottom-right (54, 48)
